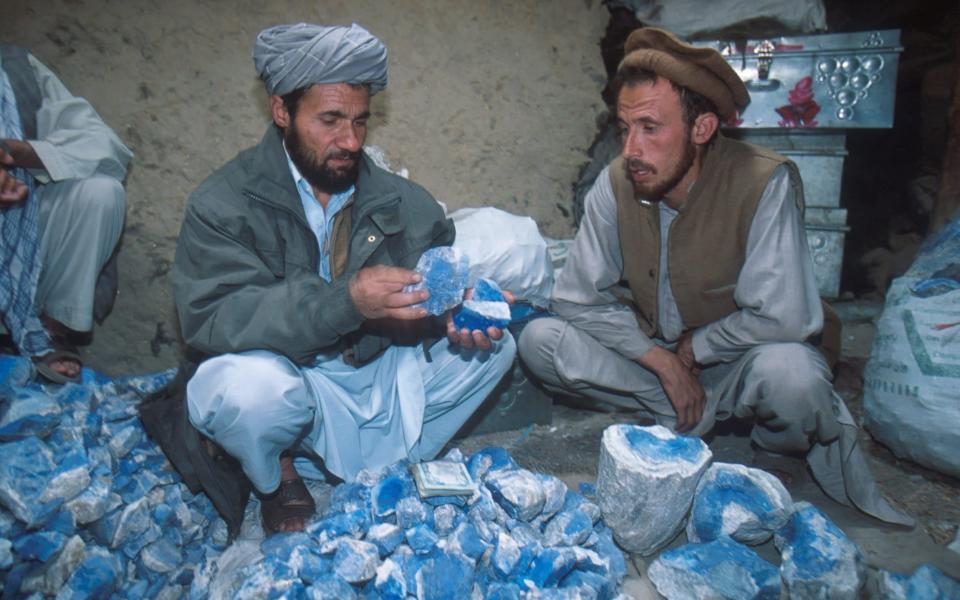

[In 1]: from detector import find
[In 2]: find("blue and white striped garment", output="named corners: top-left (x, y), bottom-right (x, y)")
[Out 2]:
top-left (0, 65), bottom-right (51, 357)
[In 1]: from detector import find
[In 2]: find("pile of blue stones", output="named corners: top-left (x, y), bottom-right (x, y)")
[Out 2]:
top-left (214, 447), bottom-right (626, 599)
top-left (0, 354), bottom-right (626, 599)
top-left (0, 356), bottom-right (225, 599)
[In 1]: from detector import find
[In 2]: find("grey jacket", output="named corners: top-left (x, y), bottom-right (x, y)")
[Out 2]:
top-left (173, 125), bottom-right (454, 366)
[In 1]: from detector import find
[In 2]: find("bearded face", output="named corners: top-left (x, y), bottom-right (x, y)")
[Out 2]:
top-left (285, 120), bottom-right (361, 194)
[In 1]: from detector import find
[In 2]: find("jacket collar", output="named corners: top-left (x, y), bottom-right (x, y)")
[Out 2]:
top-left (242, 125), bottom-right (402, 223)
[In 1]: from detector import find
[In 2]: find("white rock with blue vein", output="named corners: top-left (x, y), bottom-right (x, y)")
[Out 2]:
top-left (686, 462), bottom-right (793, 545)
top-left (775, 501), bottom-right (865, 599)
top-left (405, 246), bottom-right (470, 315)
top-left (596, 424), bottom-right (712, 554)
top-left (647, 536), bottom-right (780, 600)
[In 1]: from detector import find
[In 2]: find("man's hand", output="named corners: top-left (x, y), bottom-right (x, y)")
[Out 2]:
top-left (0, 167), bottom-right (27, 204)
top-left (445, 288), bottom-right (515, 351)
top-left (348, 265), bottom-right (429, 320)
top-left (676, 331), bottom-right (702, 376)
top-left (0, 139), bottom-right (42, 170)
top-left (638, 345), bottom-right (705, 433)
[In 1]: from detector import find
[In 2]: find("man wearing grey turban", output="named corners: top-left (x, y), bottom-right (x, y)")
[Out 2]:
top-left (141, 23), bottom-right (515, 536)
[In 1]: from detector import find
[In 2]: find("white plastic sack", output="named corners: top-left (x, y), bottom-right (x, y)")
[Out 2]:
top-left (863, 219), bottom-right (960, 478)
top-left (610, 0), bottom-right (827, 38)
top-left (450, 207), bottom-right (554, 308)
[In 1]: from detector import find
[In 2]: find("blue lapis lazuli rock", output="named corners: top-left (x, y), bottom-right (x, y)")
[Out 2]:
top-left (260, 531), bottom-right (313, 562)
top-left (374, 558), bottom-right (407, 600)
top-left (687, 462), bottom-right (793, 546)
top-left (372, 475), bottom-right (412, 519)
top-left (878, 564), bottom-right (960, 599)
top-left (647, 537), bottom-right (780, 600)
top-left (0, 436), bottom-right (61, 527)
top-left (543, 510), bottom-right (593, 547)
top-left (12, 530), bottom-right (67, 562)
top-left (415, 551), bottom-right (475, 600)
top-left (523, 547), bottom-right (578, 589)
top-left (485, 468), bottom-right (545, 522)
top-left (775, 501), bottom-right (865, 600)
top-left (140, 537), bottom-right (182, 574)
top-left (297, 551), bottom-right (333, 585)
top-left (467, 447), bottom-right (519, 481)
top-left (453, 278), bottom-right (511, 331)
top-left (366, 522), bottom-right (404, 557)
top-left (406, 246), bottom-right (470, 316)
top-left (453, 300), bottom-right (511, 332)
top-left (406, 524), bottom-right (439, 555)
top-left (60, 551), bottom-right (123, 600)
top-left (395, 496), bottom-right (430, 530)
top-left (449, 521), bottom-right (488, 561)
top-left (332, 538), bottom-right (380, 583)
top-left (307, 573), bottom-right (358, 600)
top-left (0, 388), bottom-right (62, 441)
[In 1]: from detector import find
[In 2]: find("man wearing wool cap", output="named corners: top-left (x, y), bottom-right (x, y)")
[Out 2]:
top-left (519, 27), bottom-right (913, 526)
top-left (142, 23), bottom-right (515, 535)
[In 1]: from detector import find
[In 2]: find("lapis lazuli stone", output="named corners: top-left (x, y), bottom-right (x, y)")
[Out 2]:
top-left (406, 246), bottom-right (470, 316)
top-left (648, 537), bottom-right (780, 600)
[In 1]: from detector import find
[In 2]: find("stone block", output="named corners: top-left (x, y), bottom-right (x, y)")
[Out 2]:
top-left (596, 424), bottom-right (711, 554)
top-left (332, 538), bottom-right (380, 583)
top-left (486, 468), bottom-right (546, 522)
top-left (366, 522), bottom-right (403, 557)
top-left (0, 436), bottom-right (61, 527)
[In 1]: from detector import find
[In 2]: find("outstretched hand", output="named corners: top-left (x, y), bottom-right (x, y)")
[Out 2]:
top-left (445, 288), bottom-right (515, 351)
top-left (348, 265), bottom-right (430, 320)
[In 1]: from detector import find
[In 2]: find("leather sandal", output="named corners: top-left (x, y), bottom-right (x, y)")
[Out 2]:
top-left (260, 477), bottom-right (316, 534)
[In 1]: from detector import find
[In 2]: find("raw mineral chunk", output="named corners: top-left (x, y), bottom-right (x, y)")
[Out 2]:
top-left (374, 558), bottom-right (407, 599)
top-left (58, 547), bottom-right (123, 600)
top-left (0, 436), bottom-right (61, 527)
top-left (523, 547), bottom-right (578, 588)
top-left (12, 531), bottom-right (67, 562)
top-left (405, 523), bottom-right (439, 554)
top-left (876, 564), bottom-right (960, 599)
top-left (543, 510), bottom-right (593, 547)
top-left (414, 550), bottom-right (475, 600)
top-left (366, 522), bottom-right (403, 557)
top-left (467, 446), bottom-right (520, 481)
top-left (775, 501), bottom-right (865, 599)
top-left (453, 278), bottom-right (511, 331)
top-left (306, 573), bottom-right (357, 599)
top-left (485, 468), bottom-right (546, 522)
top-left (19, 534), bottom-right (85, 596)
top-left (140, 537), bottom-right (182, 573)
top-left (686, 462), bottom-right (793, 545)
top-left (0, 388), bottom-right (62, 441)
top-left (332, 538), bottom-right (380, 583)
top-left (647, 537), bottom-right (780, 600)
top-left (596, 424), bottom-right (711, 554)
top-left (406, 246), bottom-right (470, 315)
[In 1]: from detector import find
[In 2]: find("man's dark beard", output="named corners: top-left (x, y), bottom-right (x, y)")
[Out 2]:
top-left (285, 124), bottom-right (361, 195)
top-left (625, 136), bottom-right (696, 202)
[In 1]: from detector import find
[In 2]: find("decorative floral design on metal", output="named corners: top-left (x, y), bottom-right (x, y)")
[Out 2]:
top-left (776, 76), bottom-right (820, 128)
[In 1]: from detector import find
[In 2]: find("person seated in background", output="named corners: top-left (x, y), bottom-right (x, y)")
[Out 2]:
top-left (518, 27), bottom-right (912, 527)
top-left (140, 23), bottom-right (515, 536)
top-left (0, 44), bottom-right (131, 383)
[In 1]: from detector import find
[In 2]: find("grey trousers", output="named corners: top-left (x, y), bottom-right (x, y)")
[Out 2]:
top-left (35, 176), bottom-right (125, 332)
top-left (518, 317), bottom-right (913, 526)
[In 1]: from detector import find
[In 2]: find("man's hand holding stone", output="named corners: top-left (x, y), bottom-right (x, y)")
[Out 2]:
top-left (349, 265), bottom-right (429, 320)
top-left (639, 345), bottom-right (706, 433)
top-left (444, 288), bottom-right (515, 351)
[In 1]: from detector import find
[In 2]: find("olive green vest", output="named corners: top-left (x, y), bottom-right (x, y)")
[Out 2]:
top-left (611, 134), bottom-right (800, 337)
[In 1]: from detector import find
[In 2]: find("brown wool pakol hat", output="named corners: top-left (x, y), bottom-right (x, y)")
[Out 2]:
top-left (618, 27), bottom-right (750, 120)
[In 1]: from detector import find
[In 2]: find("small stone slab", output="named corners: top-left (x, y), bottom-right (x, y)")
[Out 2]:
top-left (596, 424), bottom-right (712, 554)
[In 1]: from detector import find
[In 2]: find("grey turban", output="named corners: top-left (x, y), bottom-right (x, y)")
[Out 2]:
top-left (253, 23), bottom-right (388, 96)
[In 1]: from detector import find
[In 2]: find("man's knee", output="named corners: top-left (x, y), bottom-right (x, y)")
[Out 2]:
top-left (517, 317), bottom-right (564, 380)
top-left (187, 351), bottom-right (308, 428)
top-left (747, 343), bottom-right (835, 452)
top-left (70, 176), bottom-right (126, 217)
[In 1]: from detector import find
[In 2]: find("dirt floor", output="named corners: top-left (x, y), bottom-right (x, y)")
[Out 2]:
top-left (3, 0), bottom-right (959, 595)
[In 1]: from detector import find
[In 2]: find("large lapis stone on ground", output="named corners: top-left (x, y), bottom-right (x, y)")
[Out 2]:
top-left (596, 424), bottom-right (712, 554)
top-left (485, 468), bottom-right (546, 522)
top-left (647, 537), bottom-right (780, 600)
top-left (686, 462), bottom-right (793, 545)
top-left (775, 501), bottom-right (865, 599)
top-left (405, 246), bottom-right (470, 315)
top-left (0, 387), bottom-right (63, 441)
top-left (877, 563), bottom-right (960, 599)
top-left (0, 436), bottom-right (62, 527)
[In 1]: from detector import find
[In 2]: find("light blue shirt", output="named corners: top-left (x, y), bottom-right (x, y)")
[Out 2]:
top-left (284, 147), bottom-right (355, 282)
